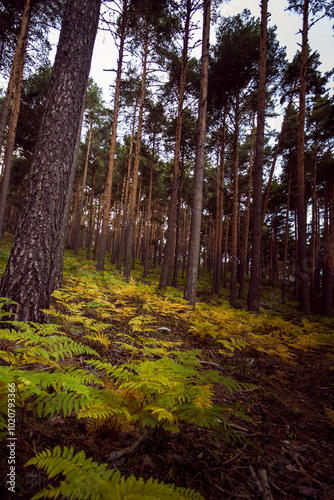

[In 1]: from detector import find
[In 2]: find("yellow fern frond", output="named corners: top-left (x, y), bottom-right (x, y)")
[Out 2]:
top-left (192, 384), bottom-right (213, 410)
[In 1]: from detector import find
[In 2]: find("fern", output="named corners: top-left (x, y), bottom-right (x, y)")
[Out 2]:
top-left (26, 446), bottom-right (205, 500)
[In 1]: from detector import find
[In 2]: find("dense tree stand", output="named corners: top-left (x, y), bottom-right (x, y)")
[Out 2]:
top-left (0, 0), bottom-right (101, 322)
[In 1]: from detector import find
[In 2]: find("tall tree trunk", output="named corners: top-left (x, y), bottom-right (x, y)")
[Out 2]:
top-left (261, 86), bottom-right (295, 227)
top-left (116, 101), bottom-right (137, 271)
top-left (172, 154), bottom-right (185, 288)
top-left (183, 0), bottom-right (210, 305)
top-left (86, 170), bottom-right (96, 259)
top-left (322, 181), bottom-right (334, 317)
top-left (212, 111), bottom-right (226, 296)
top-left (96, 0), bottom-right (127, 271)
top-left (296, 0), bottom-right (310, 313)
top-left (230, 90), bottom-right (240, 306)
top-left (247, 0), bottom-right (268, 312)
top-left (53, 87), bottom-right (88, 290)
top-left (159, 0), bottom-right (192, 289)
top-left (0, 0), bottom-right (101, 322)
top-left (143, 137), bottom-right (155, 278)
top-left (0, 0), bottom-right (31, 154)
top-left (73, 128), bottom-right (92, 254)
top-left (223, 211), bottom-right (230, 289)
top-left (123, 30), bottom-right (148, 279)
top-left (238, 113), bottom-right (255, 299)
top-left (310, 137), bottom-right (318, 305)
top-left (0, 30), bottom-right (28, 239)
top-left (282, 168), bottom-right (291, 303)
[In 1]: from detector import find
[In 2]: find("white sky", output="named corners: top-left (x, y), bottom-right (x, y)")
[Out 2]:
top-left (81, 0), bottom-right (334, 103)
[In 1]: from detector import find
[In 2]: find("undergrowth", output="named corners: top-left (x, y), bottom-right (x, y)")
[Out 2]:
top-left (0, 248), bottom-right (333, 498)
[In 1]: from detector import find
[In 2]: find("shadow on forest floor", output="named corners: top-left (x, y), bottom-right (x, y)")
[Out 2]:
top-left (0, 243), bottom-right (333, 499)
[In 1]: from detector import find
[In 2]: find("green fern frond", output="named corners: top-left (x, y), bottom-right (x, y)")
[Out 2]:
top-left (26, 446), bottom-right (205, 500)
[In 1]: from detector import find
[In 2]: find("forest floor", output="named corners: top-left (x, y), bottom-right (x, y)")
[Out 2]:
top-left (0, 239), bottom-right (333, 500)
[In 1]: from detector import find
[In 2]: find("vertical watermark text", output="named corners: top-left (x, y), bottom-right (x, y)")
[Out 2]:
top-left (7, 382), bottom-right (16, 493)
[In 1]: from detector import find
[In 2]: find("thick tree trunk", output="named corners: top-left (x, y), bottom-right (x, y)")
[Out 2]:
top-left (53, 90), bottom-right (87, 290)
top-left (295, 0), bottom-right (310, 313)
top-left (96, 0), bottom-right (127, 271)
top-left (184, 0), bottom-right (210, 305)
top-left (247, 0), bottom-right (268, 312)
top-left (0, 0), bottom-right (101, 322)
top-left (159, 0), bottom-right (192, 289)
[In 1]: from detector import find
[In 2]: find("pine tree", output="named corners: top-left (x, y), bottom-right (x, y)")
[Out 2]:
top-left (0, 0), bottom-right (101, 322)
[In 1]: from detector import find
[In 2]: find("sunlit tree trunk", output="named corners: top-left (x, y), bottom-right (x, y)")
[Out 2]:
top-left (247, 0), bottom-right (268, 312)
top-left (184, 0), bottom-right (210, 305)
top-left (0, 0), bottom-right (101, 322)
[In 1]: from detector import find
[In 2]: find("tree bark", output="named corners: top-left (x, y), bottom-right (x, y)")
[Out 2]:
top-left (322, 181), bottom-right (334, 317)
top-left (116, 99), bottom-right (137, 271)
top-left (282, 169), bottom-right (291, 303)
top-left (238, 113), bottom-right (255, 299)
top-left (0, 29), bottom-right (28, 239)
top-left (247, 0), bottom-right (268, 312)
top-left (295, 0), bottom-right (310, 313)
top-left (96, 0), bottom-right (128, 271)
top-left (159, 0), bottom-right (192, 289)
top-left (230, 90), bottom-right (240, 307)
top-left (73, 128), bottom-right (92, 254)
top-left (123, 30), bottom-right (148, 279)
top-left (143, 137), bottom-right (155, 278)
top-left (212, 112), bottom-right (226, 296)
top-left (183, 0), bottom-right (210, 305)
top-left (0, 0), bottom-right (101, 322)
top-left (0, 0), bottom-right (31, 154)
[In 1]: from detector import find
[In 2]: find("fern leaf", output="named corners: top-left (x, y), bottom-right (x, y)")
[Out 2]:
top-left (26, 446), bottom-right (205, 500)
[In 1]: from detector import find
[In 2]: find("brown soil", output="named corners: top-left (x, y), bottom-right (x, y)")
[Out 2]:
top-left (0, 282), bottom-right (333, 499)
